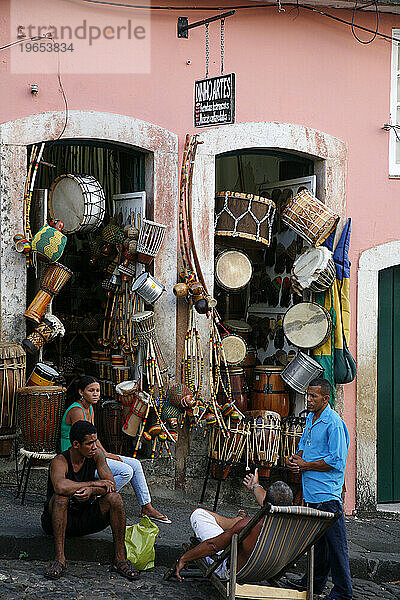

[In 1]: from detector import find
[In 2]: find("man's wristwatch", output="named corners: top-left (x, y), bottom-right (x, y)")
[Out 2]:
top-left (252, 483), bottom-right (261, 492)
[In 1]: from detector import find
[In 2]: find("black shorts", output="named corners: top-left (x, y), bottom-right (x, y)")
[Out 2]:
top-left (41, 497), bottom-right (110, 538)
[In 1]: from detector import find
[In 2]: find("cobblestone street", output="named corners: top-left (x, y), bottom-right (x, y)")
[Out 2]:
top-left (0, 560), bottom-right (399, 599)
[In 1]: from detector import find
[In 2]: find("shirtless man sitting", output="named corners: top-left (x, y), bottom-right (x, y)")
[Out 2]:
top-left (41, 420), bottom-right (138, 581)
top-left (175, 475), bottom-right (293, 582)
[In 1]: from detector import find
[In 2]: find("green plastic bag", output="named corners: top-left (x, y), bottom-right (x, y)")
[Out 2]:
top-left (124, 516), bottom-right (159, 570)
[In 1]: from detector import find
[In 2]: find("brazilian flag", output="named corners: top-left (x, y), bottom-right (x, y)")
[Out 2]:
top-left (312, 219), bottom-right (356, 407)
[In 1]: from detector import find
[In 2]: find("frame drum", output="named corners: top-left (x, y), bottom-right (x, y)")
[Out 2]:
top-left (283, 302), bottom-right (332, 349)
top-left (49, 174), bottom-right (105, 234)
top-left (215, 250), bottom-right (252, 291)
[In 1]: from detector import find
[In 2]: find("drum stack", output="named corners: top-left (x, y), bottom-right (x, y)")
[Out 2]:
top-left (207, 185), bottom-right (340, 485)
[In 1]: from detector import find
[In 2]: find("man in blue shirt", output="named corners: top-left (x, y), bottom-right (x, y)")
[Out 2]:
top-left (287, 378), bottom-right (353, 600)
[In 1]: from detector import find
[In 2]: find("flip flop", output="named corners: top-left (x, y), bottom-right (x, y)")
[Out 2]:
top-left (44, 560), bottom-right (66, 580)
top-left (147, 515), bottom-right (172, 524)
top-left (110, 559), bottom-right (139, 581)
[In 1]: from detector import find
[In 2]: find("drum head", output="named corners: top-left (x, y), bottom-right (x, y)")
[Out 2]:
top-left (215, 250), bottom-right (252, 291)
top-left (34, 363), bottom-right (59, 377)
top-left (50, 176), bottom-right (85, 233)
top-left (224, 319), bottom-right (252, 334)
top-left (131, 310), bottom-right (154, 322)
top-left (293, 247), bottom-right (333, 290)
top-left (283, 302), bottom-right (331, 349)
top-left (221, 335), bottom-right (247, 365)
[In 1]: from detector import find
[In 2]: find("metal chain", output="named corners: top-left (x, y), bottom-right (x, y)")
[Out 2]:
top-left (205, 23), bottom-right (209, 78)
top-left (220, 18), bottom-right (225, 75)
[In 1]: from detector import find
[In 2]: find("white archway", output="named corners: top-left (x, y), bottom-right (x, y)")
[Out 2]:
top-left (0, 111), bottom-right (178, 367)
top-left (357, 241), bottom-right (400, 509)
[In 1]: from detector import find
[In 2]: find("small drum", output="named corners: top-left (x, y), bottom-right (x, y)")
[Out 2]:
top-left (22, 315), bottom-right (64, 354)
top-left (115, 380), bottom-right (138, 406)
top-left (24, 262), bottom-right (73, 323)
top-left (132, 272), bottom-right (165, 304)
top-left (98, 401), bottom-right (131, 455)
top-left (215, 250), bottom-right (253, 291)
top-left (17, 385), bottom-right (65, 452)
top-left (281, 351), bottom-right (324, 393)
top-left (292, 246), bottom-right (336, 293)
top-left (122, 391), bottom-right (150, 437)
top-left (0, 343), bottom-right (26, 457)
top-left (221, 335), bottom-right (247, 366)
top-left (113, 366), bottom-right (130, 385)
top-left (31, 223), bottom-right (67, 263)
top-left (281, 189), bottom-right (340, 247)
top-left (27, 363), bottom-right (59, 387)
top-left (248, 410), bottom-right (281, 477)
top-left (250, 366), bottom-right (289, 417)
top-left (215, 191), bottom-right (276, 247)
top-left (49, 174), bottom-right (106, 234)
top-left (132, 311), bottom-right (155, 342)
top-left (217, 367), bottom-right (248, 413)
top-left (238, 346), bottom-right (258, 386)
top-left (136, 219), bottom-right (167, 264)
top-left (224, 320), bottom-right (253, 343)
top-left (283, 302), bottom-right (332, 349)
top-left (208, 423), bottom-right (249, 480)
top-left (111, 355), bottom-right (125, 366)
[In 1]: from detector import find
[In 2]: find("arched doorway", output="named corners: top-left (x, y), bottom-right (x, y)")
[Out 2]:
top-left (0, 111), bottom-right (178, 370)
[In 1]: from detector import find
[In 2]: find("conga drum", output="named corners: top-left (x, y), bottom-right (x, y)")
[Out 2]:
top-left (238, 346), bottom-right (257, 386)
top-left (17, 386), bottom-right (65, 452)
top-left (250, 366), bottom-right (289, 417)
top-left (248, 410), bottom-right (281, 477)
top-left (217, 367), bottom-right (248, 413)
top-left (0, 343), bottom-right (26, 457)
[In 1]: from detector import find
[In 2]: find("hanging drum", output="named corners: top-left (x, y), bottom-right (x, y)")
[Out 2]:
top-left (283, 302), bottom-right (332, 350)
top-left (215, 250), bottom-right (252, 291)
top-left (49, 174), bottom-right (105, 233)
top-left (281, 351), bottom-right (324, 393)
top-left (132, 272), bottom-right (165, 304)
top-left (281, 189), bottom-right (339, 247)
top-left (292, 246), bottom-right (336, 293)
top-left (221, 334), bottom-right (247, 366)
top-left (215, 191), bottom-right (276, 247)
top-left (224, 319), bottom-right (253, 342)
top-left (24, 262), bottom-right (72, 323)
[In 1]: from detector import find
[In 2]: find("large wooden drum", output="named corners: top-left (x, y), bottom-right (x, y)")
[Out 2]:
top-left (250, 366), bottom-right (289, 417)
top-left (17, 386), bottom-right (65, 453)
top-left (0, 343), bottom-right (26, 457)
top-left (217, 367), bottom-right (248, 413)
top-left (238, 346), bottom-right (257, 386)
top-left (98, 400), bottom-right (131, 456)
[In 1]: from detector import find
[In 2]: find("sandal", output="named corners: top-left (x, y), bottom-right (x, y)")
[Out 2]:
top-left (44, 560), bottom-right (66, 580)
top-left (110, 559), bottom-right (139, 581)
top-left (147, 514), bottom-right (172, 524)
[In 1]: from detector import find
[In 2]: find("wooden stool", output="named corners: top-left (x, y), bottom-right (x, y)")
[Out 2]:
top-left (16, 448), bottom-right (55, 505)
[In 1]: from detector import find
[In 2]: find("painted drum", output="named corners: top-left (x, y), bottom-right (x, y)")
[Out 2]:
top-left (27, 363), bottom-right (59, 387)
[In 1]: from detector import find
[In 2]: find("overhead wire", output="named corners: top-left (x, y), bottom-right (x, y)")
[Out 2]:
top-left (71, 0), bottom-right (400, 44)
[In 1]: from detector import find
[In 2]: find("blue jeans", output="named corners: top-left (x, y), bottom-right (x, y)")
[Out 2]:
top-left (96, 456), bottom-right (151, 507)
top-left (301, 500), bottom-right (353, 600)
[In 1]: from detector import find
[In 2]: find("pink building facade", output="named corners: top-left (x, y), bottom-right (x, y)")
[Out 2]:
top-left (1, 0), bottom-right (400, 514)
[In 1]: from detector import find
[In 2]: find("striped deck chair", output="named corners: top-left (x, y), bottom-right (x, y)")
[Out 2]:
top-left (164, 503), bottom-right (339, 600)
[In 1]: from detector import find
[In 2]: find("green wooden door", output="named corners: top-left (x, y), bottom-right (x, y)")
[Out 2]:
top-left (377, 266), bottom-right (400, 502)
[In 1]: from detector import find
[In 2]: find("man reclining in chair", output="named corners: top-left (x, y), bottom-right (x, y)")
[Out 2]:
top-left (175, 477), bottom-right (293, 582)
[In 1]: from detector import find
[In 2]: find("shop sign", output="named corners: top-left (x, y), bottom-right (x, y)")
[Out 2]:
top-left (194, 73), bottom-right (235, 128)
